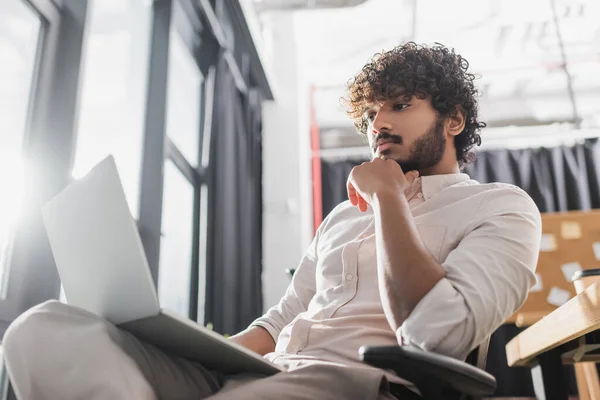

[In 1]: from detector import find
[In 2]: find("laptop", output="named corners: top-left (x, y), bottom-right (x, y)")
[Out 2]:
top-left (41, 155), bottom-right (283, 376)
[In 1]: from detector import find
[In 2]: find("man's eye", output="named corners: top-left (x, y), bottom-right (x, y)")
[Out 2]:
top-left (365, 113), bottom-right (376, 121)
top-left (393, 103), bottom-right (408, 111)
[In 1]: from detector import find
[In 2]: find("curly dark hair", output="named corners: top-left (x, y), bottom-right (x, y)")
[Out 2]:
top-left (343, 42), bottom-right (485, 166)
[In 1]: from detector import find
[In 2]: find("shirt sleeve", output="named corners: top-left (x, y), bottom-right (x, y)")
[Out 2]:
top-left (398, 185), bottom-right (541, 360)
top-left (249, 224), bottom-right (323, 342)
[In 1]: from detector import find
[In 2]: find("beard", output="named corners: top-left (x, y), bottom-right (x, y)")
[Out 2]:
top-left (373, 116), bottom-right (447, 173)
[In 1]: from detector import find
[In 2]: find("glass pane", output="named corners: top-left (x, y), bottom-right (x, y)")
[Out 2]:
top-left (197, 184), bottom-right (208, 324)
top-left (0, 1), bottom-right (42, 287)
top-left (165, 29), bottom-right (203, 166)
top-left (158, 160), bottom-right (195, 318)
top-left (72, 0), bottom-right (153, 218)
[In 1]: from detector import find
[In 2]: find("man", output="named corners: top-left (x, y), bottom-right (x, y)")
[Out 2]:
top-left (3, 42), bottom-right (541, 399)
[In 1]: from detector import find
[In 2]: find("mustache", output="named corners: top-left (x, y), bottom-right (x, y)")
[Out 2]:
top-left (372, 132), bottom-right (402, 149)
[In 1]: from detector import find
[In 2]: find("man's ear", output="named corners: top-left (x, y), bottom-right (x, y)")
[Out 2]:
top-left (446, 106), bottom-right (466, 137)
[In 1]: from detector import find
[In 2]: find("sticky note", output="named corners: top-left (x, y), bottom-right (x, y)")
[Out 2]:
top-left (530, 273), bottom-right (543, 292)
top-left (546, 287), bottom-right (571, 307)
top-left (561, 222), bottom-right (582, 240)
top-left (593, 242), bottom-right (600, 261)
top-left (561, 262), bottom-right (583, 282)
top-left (540, 234), bottom-right (557, 252)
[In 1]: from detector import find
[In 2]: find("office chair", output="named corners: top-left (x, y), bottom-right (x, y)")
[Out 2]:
top-left (285, 268), bottom-right (497, 399)
top-left (360, 336), bottom-right (496, 399)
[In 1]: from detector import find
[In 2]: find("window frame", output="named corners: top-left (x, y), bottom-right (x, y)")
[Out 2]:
top-left (139, 0), bottom-right (216, 323)
top-left (0, 0), bottom-right (273, 335)
top-left (0, 0), bottom-right (89, 336)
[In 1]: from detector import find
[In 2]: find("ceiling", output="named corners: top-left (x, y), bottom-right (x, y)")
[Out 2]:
top-left (254, 0), bottom-right (600, 151)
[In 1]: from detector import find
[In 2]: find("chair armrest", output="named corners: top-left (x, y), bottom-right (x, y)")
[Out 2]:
top-left (359, 345), bottom-right (496, 396)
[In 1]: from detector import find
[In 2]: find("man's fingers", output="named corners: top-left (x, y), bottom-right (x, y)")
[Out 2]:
top-left (405, 170), bottom-right (420, 183)
top-left (358, 196), bottom-right (368, 212)
top-left (347, 181), bottom-right (358, 206)
top-left (348, 180), bottom-right (370, 211)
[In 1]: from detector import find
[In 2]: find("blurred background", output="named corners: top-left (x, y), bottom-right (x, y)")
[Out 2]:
top-left (1, 0), bottom-right (599, 397)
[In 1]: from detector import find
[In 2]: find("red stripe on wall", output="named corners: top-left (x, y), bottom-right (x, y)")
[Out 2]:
top-left (309, 86), bottom-right (323, 234)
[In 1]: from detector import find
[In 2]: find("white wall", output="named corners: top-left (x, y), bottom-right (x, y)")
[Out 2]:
top-left (260, 11), bottom-right (313, 310)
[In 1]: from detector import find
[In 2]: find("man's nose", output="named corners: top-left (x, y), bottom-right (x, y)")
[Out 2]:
top-left (371, 112), bottom-right (392, 135)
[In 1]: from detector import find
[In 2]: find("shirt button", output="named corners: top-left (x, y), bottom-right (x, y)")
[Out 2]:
top-left (345, 274), bottom-right (353, 281)
top-left (417, 193), bottom-right (423, 198)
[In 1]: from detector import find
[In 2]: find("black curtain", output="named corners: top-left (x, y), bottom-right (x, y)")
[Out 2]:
top-left (465, 138), bottom-right (600, 396)
top-left (206, 55), bottom-right (264, 336)
top-left (466, 139), bottom-right (600, 213)
top-left (320, 138), bottom-right (600, 396)
top-left (321, 158), bottom-right (368, 218)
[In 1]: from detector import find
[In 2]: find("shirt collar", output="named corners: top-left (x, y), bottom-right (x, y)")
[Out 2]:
top-left (420, 173), bottom-right (471, 201)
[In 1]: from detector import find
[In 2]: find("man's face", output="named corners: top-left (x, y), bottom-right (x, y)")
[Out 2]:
top-left (364, 96), bottom-right (447, 173)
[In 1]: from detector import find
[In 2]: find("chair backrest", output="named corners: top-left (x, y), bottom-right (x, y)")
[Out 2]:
top-left (466, 336), bottom-right (491, 371)
top-left (459, 336), bottom-right (492, 400)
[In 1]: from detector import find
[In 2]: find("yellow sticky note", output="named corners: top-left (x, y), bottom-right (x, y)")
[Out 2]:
top-left (561, 262), bottom-right (582, 282)
top-left (593, 242), bottom-right (600, 260)
top-left (540, 234), bottom-right (557, 251)
top-left (547, 287), bottom-right (571, 307)
top-left (561, 221), bottom-right (582, 240)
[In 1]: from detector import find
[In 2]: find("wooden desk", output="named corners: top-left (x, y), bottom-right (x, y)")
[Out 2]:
top-left (506, 282), bottom-right (600, 399)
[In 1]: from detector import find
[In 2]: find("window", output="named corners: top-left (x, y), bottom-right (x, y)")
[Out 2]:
top-left (72, 0), bottom-right (153, 218)
top-left (197, 181), bottom-right (209, 323)
top-left (158, 160), bottom-right (195, 317)
top-left (0, 0), bottom-right (42, 292)
top-left (157, 25), bottom-right (205, 319)
top-left (165, 29), bottom-right (203, 167)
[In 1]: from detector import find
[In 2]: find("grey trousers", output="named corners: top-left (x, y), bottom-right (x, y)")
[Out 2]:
top-left (3, 301), bottom-right (399, 399)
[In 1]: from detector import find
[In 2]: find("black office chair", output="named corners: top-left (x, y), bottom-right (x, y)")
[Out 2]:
top-left (285, 268), bottom-right (497, 399)
top-left (360, 337), bottom-right (496, 399)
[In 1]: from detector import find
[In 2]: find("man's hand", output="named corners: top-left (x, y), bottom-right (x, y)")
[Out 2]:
top-left (229, 326), bottom-right (275, 356)
top-left (347, 158), bottom-right (419, 212)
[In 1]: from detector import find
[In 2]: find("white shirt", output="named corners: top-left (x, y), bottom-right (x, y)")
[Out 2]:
top-left (251, 173), bottom-right (541, 374)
